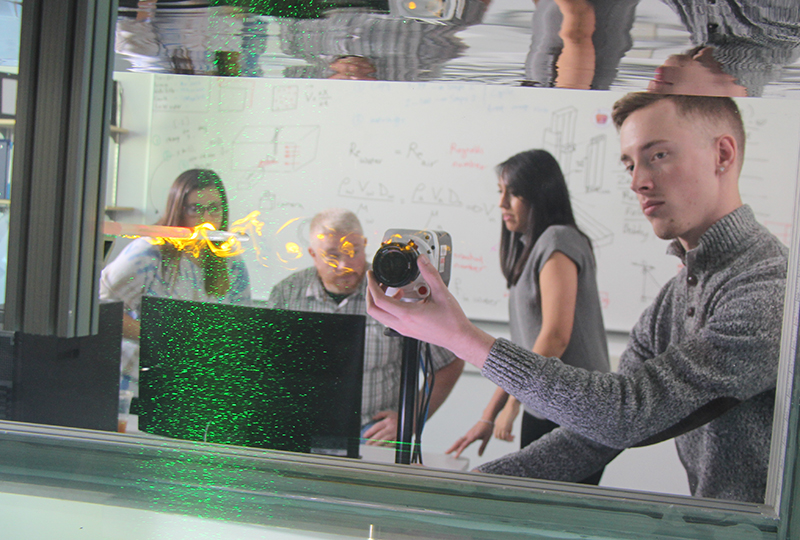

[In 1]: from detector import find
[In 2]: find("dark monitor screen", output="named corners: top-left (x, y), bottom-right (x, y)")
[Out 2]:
top-left (139, 297), bottom-right (365, 458)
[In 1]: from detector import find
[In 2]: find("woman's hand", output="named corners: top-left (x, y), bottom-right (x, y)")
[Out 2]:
top-left (446, 420), bottom-right (494, 458)
top-left (494, 399), bottom-right (520, 441)
top-left (366, 255), bottom-right (496, 368)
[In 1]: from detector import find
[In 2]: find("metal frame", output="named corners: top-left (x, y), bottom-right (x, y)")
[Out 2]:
top-left (5, 0), bottom-right (115, 337)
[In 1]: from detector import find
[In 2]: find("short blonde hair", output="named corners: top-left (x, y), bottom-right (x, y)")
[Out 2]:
top-left (612, 93), bottom-right (745, 166)
top-left (309, 208), bottom-right (363, 244)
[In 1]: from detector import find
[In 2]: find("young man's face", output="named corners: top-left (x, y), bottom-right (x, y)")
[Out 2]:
top-left (619, 99), bottom-right (730, 250)
top-left (309, 230), bottom-right (368, 295)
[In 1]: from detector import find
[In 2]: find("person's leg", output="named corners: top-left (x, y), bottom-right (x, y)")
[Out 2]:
top-left (520, 410), bottom-right (558, 448)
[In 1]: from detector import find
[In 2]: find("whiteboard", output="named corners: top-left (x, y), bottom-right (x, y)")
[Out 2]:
top-left (140, 74), bottom-right (800, 331)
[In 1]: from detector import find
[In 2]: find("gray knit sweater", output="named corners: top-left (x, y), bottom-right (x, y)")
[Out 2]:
top-left (478, 205), bottom-right (788, 502)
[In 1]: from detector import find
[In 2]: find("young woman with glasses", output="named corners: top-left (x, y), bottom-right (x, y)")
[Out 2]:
top-left (100, 169), bottom-right (252, 395)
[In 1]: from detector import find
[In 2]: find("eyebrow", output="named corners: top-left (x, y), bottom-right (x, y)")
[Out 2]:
top-left (619, 139), bottom-right (669, 162)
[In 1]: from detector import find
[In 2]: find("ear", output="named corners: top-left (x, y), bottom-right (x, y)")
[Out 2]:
top-left (715, 133), bottom-right (737, 174)
top-left (691, 46), bottom-right (716, 63)
top-left (308, 246), bottom-right (316, 260)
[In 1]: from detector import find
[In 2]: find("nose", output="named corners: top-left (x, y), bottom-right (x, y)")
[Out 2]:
top-left (498, 190), bottom-right (509, 209)
top-left (629, 165), bottom-right (653, 194)
top-left (337, 257), bottom-right (354, 272)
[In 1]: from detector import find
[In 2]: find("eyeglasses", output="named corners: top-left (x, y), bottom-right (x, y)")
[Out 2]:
top-left (184, 203), bottom-right (223, 217)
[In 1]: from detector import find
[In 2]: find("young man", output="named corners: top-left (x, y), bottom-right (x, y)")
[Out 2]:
top-left (269, 208), bottom-right (464, 444)
top-left (366, 94), bottom-right (788, 502)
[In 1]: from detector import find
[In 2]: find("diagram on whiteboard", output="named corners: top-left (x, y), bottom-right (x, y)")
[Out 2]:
top-left (543, 106), bottom-right (578, 176)
top-left (584, 135), bottom-right (606, 193)
top-left (632, 260), bottom-right (662, 303)
top-left (232, 125), bottom-right (320, 171)
top-left (573, 204), bottom-right (614, 248)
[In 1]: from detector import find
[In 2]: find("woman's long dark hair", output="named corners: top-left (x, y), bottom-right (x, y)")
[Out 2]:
top-left (156, 169), bottom-right (231, 296)
top-left (498, 150), bottom-right (589, 288)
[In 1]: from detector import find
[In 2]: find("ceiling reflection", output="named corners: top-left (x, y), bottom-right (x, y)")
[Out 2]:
top-left (114, 0), bottom-right (800, 97)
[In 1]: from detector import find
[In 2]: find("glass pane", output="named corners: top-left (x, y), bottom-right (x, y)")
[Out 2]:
top-left (87, 0), bottom-right (800, 511)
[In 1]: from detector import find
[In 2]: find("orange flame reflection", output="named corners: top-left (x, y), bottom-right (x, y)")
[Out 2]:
top-left (147, 222), bottom-right (244, 258)
top-left (145, 211), bottom-right (264, 259)
top-left (107, 212), bottom-right (313, 270)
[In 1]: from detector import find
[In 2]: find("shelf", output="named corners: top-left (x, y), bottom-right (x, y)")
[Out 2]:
top-left (0, 201), bottom-right (133, 212)
top-left (0, 119), bottom-right (129, 135)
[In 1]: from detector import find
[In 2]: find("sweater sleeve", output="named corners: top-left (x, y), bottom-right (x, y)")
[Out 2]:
top-left (481, 257), bottom-right (786, 449)
top-left (477, 426), bottom-right (620, 481)
top-left (99, 239), bottom-right (161, 318)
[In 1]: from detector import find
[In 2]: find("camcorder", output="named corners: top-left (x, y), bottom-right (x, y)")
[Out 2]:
top-left (372, 229), bottom-right (452, 300)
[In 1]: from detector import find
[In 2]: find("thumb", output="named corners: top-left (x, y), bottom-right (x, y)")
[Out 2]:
top-left (417, 255), bottom-right (448, 295)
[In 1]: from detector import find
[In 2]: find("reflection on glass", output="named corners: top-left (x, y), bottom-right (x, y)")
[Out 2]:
top-left (99, 64), bottom-right (800, 503)
top-left (113, 1), bottom-right (800, 95)
top-left (649, 1), bottom-right (800, 96)
top-left (524, 0), bottom-right (638, 90)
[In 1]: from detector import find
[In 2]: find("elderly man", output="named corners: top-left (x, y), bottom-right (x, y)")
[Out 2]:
top-left (269, 208), bottom-right (464, 444)
top-left (367, 94), bottom-right (787, 502)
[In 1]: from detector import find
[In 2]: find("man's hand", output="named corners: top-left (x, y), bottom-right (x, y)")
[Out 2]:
top-left (446, 421), bottom-right (493, 458)
top-left (366, 255), bottom-right (495, 368)
top-left (362, 410), bottom-right (399, 446)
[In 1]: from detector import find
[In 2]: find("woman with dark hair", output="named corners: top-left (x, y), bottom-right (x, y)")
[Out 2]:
top-left (100, 169), bottom-right (251, 394)
top-left (447, 150), bottom-right (609, 484)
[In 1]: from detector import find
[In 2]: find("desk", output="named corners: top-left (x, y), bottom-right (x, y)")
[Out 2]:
top-left (124, 415), bottom-right (469, 471)
top-left (358, 444), bottom-right (470, 471)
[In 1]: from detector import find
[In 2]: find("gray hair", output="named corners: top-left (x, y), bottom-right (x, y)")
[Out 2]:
top-left (309, 208), bottom-right (363, 244)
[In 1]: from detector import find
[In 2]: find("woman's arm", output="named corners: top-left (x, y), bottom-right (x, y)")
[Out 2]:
top-left (447, 385), bottom-right (510, 458)
top-left (534, 251), bottom-right (578, 358)
top-left (496, 251), bottom-right (579, 438)
top-left (449, 252), bottom-right (580, 454)
top-left (122, 313), bottom-right (141, 341)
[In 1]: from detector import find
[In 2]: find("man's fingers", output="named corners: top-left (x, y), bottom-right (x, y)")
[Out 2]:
top-left (366, 273), bottom-right (404, 328)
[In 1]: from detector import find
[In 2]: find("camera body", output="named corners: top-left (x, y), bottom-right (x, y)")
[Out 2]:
top-left (372, 229), bottom-right (452, 300)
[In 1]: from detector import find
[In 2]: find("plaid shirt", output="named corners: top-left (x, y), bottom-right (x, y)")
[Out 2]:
top-left (268, 267), bottom-right (456, 427)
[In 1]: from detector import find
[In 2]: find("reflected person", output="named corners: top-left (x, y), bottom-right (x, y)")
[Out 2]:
top-left (100, 169), bottom-right (252, 395)
top-left (367, 94), bottom-right (787, 502)
top-left (327, 55), bottom-right (377, 80)
top-left (447, 150), bottom-right (609, 489)
top-left (278, 1), bottom-right (487, 82)
top-left (268, 209), bottom-right (464, 445)
top-left (525, 0), bottom-right (638, 90)
top-left (649, 0), bottom-right (800, 96)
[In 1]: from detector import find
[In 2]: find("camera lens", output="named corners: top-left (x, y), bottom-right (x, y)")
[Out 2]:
top-left (372, 243), bottom-right (420, 287)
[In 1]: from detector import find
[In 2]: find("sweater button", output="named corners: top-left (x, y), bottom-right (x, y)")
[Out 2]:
top-left (687, 274), bottom-right (698, 286)
top-left (687, 307), bottom-right (696, 317)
